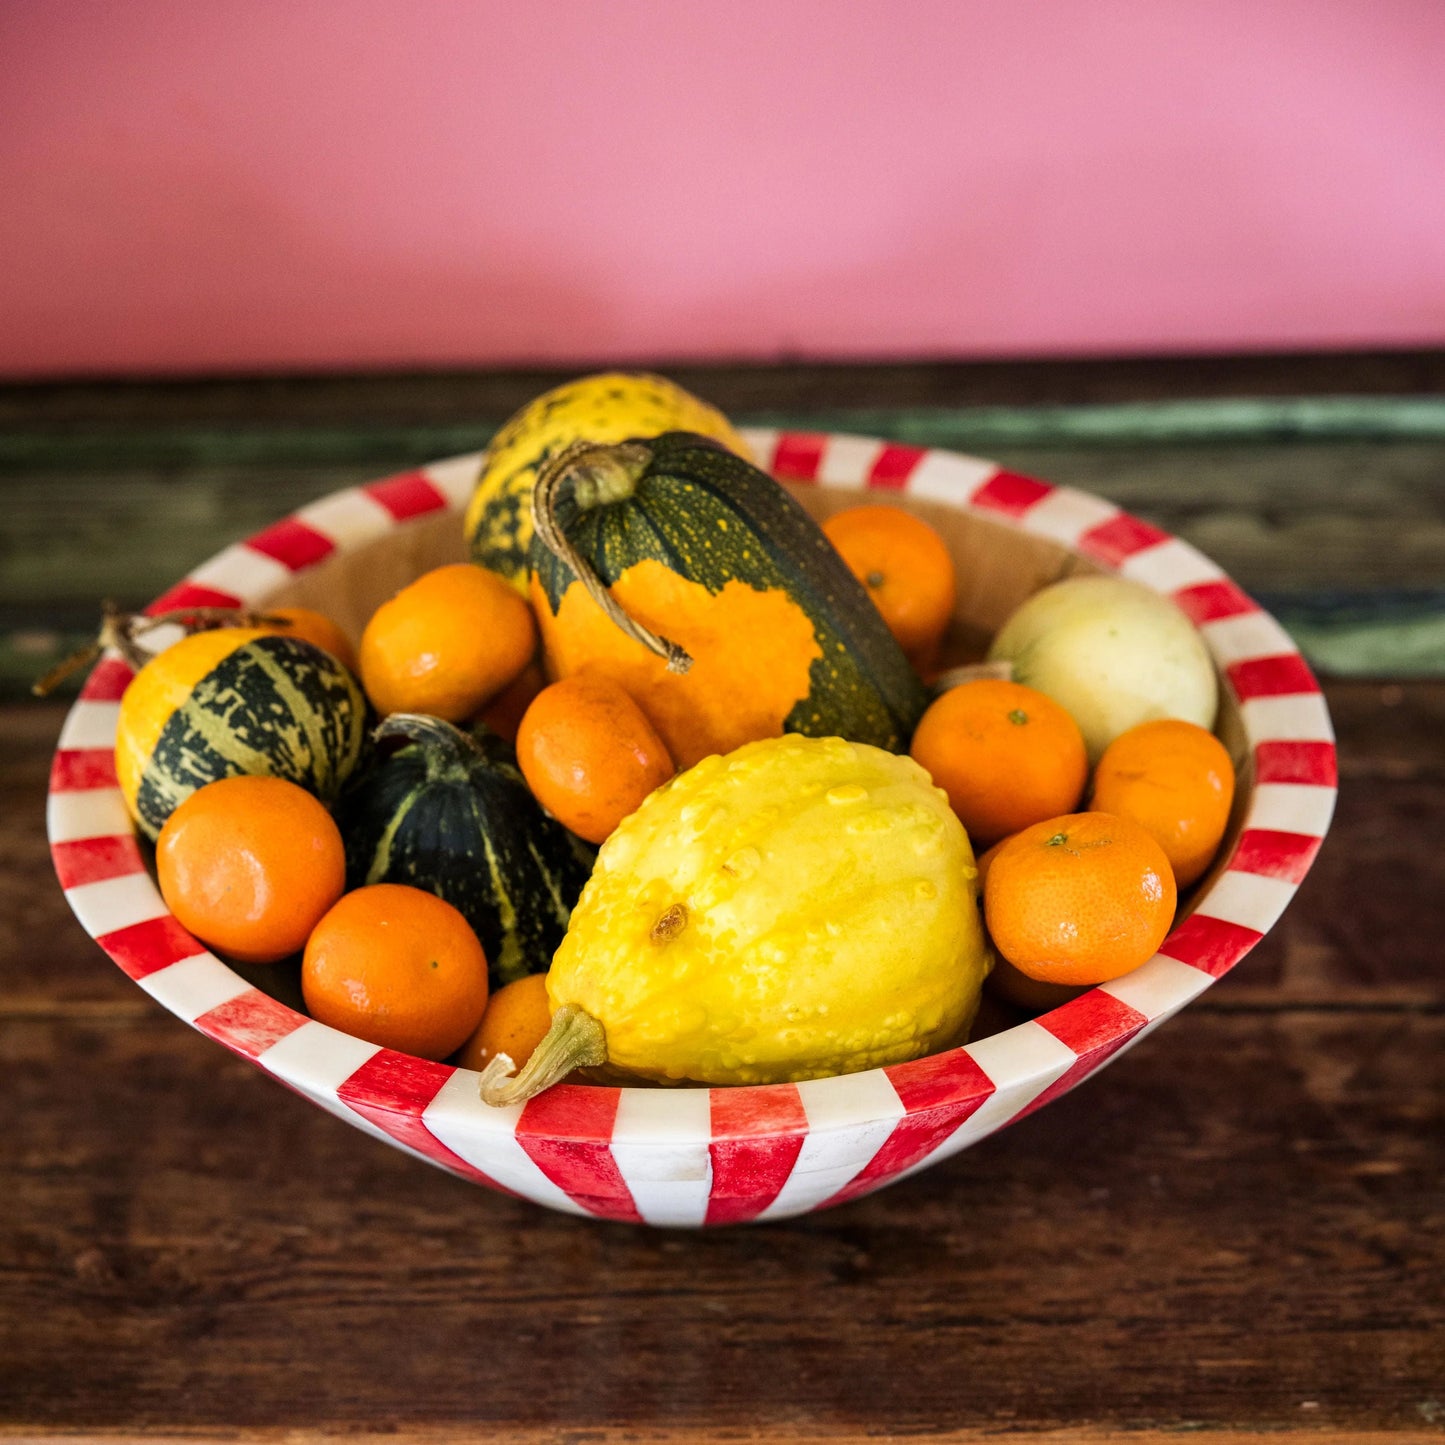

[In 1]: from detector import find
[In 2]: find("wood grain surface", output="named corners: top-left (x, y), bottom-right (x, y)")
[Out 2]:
top-left (4, 682), bottom-right (1442, 1441)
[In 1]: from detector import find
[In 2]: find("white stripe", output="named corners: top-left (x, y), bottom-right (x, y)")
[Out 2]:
top-left (422, 452), bottom-right (485, 509)
top-left (138, 953), bottom-right (251, 1021)
top-left (190, 544), bottom-right (294, 604)
top-left (256, 1021), bottom-right (431, 1158)
top-left (1118, 538), bottom-right (1225, 592)
top-left (47, 787), bottom-right (133, 844)
top-left (757, 1069), bottom-right (904, 1221)
top-left (1200, 611), bottom-right (1300, 668)
top-left (421, 1070), bottom-right (592, 1218)
top-left (609, 1089), bottom-right (715, 1228)
top-left (1245, 782), bottom-right (1337, 837)
top-left (817, 434), bottom-right (883, 487)
top-left (1240, 692), bottom-right (1335, 743)
top-left (735, 426), bottom-right (779, 468)
top-left (64, 870), bottom-right (167, 936)
top-left (58, 701), bottom-right (122, 750)
top-left (294, 488), bottom-right (396, 551)
top-left (908, 449), bottom-right (998, 504)
top-left (1099, 954), bottom-right (1214, 1022)
top-left (1020, 487), bottom-right (1120, 550)
top-left (1193, 870), bottom-right (1300, 934)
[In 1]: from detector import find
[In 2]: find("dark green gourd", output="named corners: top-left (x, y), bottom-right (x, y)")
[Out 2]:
top-left (526, 432), bottom-right (929, 769)
top-left (337, 714), bottom-right (595, 989)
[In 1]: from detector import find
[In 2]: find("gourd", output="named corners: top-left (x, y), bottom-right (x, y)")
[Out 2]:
top-left (463, 372), bottom-right (751, 590)
top-left (479, 733), bottom-right (990, 1101)
top-left (527, 433), bottom-right (929, 769)
top-left (115, 628), bottom-right (368, 841)
top-left (335, 713), bottom-right (595, 989)
top-left (987, 575), bottom-right (1219, 761)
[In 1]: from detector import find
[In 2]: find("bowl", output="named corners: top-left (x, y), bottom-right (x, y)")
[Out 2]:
top-left (48, 430), bottom-right (1337, 1226)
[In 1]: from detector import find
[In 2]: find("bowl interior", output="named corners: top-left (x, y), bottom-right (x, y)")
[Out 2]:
top-left (255, 478), bottom-right (1254, 1036)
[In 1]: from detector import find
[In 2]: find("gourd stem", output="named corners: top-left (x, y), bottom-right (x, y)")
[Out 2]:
top-left (373, 712), bottom-right (477, 766)
top-left (930, 659), bottom-right (1015, 696)
top-left (531, 441), bottom-right (694, 675)
top-left (477, 1002), bottom-right (607, 1107)
top-left (32, 601), bottom-right (286, 696)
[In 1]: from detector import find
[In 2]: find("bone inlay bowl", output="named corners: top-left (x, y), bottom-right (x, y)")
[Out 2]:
top-left (49, 431), bottom-right (1336, 1226)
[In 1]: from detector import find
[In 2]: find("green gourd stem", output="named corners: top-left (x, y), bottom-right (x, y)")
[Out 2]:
top-left (530, 439), bottom-right (694, 675)
top-left (372, 711), bottom-right (479, 776)
top-left (32, 600), bottom-right (287, 696)
top-left (477, 1002), bottom-right (607, 1106)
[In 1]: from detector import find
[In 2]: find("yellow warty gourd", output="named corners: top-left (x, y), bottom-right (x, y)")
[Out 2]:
top-left (463, 371), bottom-right (751, 590)
top-left (479, 733), bottom-right (990, 1101)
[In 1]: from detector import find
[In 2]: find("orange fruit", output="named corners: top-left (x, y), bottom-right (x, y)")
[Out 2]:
top-left (910, 679), bottom-right (1088, 846)
top-left (302, 883), bottom-right (490, 1060)
top-left (455, 973), bottom-right (553, 1073)
top-left (984, 812), bottom-right (1177, 986)
top-left (258, 606), bottom-right (358, 673)
top-left (516, 672), bottom-right (675, 844)
top-left (156, 775), bottom-right (346, 964)
top-left (822, 505), bottom-right (956, 666)
top-left (477, 659), bottom-right (546, 744)
top-left (359, 563), bottom-right (536, 722)
top-left (1091, 719), bottom-right (1236, 888)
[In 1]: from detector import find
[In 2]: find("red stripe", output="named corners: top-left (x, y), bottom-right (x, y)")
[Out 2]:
top-left (363, 471), bottom-right (449, 521)
top-left (515, 1086), bottom-right (641, 1222)
top-left (1230, 828), bottom-right (1323, 884)
top-left (1014, 991), bottom-right (1149, 1122)
top-left (337, 1051), bottom-right (519, 1198)
top-left (822, 1050), bottom-right (996, 1210)
top-left (97, 913), bottom-right (207, 981)
top-left (969, 470), bottom-right (1053, 518)
top-left (195, 987), bottom-right (307, 1060)
top-left (143, 580), bottom-right (242, 615)
top-left (1076, 513), bottom-right (1171, 566)
top-left (706, 1085), bottom-right (808, 1227)
top-left (144, 581), bottom-right (243, 617)
top-left (866, 443), bottom-right (928, 491)
top-left (51, 748), bottom-right (120, 791)
top-left (769, 432), bottom-right (827, 482)
top-left (1226, 653), bottom-right (1320, 700)
top-left (51, 834), bottom-right (146, 890)
top-left (1171, 578), bottom-right (1258, 625)
top-left (80, 656), bottom-right (136, 701)
top-left (1160, 913), bottom-right (1263, 978)
top-left (1253, 739), bottom-right (1338, 787)
top-left (245, 516), bottom-right (335, 571)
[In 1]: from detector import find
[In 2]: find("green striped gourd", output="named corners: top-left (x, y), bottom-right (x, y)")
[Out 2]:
top-left (335, 713), bottom-right (595, 989)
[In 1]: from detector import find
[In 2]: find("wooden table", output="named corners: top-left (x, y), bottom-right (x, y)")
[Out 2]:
top-left (3, 357), bottom-right (1442, 1443)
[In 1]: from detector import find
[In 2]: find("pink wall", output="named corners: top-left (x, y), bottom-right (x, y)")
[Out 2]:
top-left (4, 0), bottom-right (1444, 378)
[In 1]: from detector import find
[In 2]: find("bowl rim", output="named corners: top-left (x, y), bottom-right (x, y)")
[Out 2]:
top-left (46, 428), bottom-right (1338, 1224)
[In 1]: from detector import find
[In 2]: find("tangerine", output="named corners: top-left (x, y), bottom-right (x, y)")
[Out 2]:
top-left (516, 672), bottom-right (675, 844)
top-left (910, 679), bottom-right (1088, 846)
top-left (984, 811), bottom-right (1176, 985)
top-left (302, 883), bottom-right (490, 1060)
top-left (359, 563), bottom-right (536, 722)
top-left (822, 504), bottom-right (956, 666)
top-left (155, 775), bottom-right (346, 964)
top-left (258, 606), bottom-right (358, 673)
top-left (1091, 719), bottom-right (1236, 888)
top-left (455, 973), bottom-right (552, 1073)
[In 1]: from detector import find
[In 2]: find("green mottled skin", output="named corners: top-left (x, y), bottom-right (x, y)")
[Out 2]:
top-left (134, 635), bottom-right (368, 840)
top-left (336, 715), bottom-right (595, 990)
top-left (529, 432), bottom-right (929, 752)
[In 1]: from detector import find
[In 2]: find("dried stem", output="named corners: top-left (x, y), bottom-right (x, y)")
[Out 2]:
top-left (531, 441), bottom-right (694, 675)
top-left (31, 601), bottom-right (288, 697)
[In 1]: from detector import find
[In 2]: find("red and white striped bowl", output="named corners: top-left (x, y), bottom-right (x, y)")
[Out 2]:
top-left (48, 432), bottom-right (1336, 1227)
